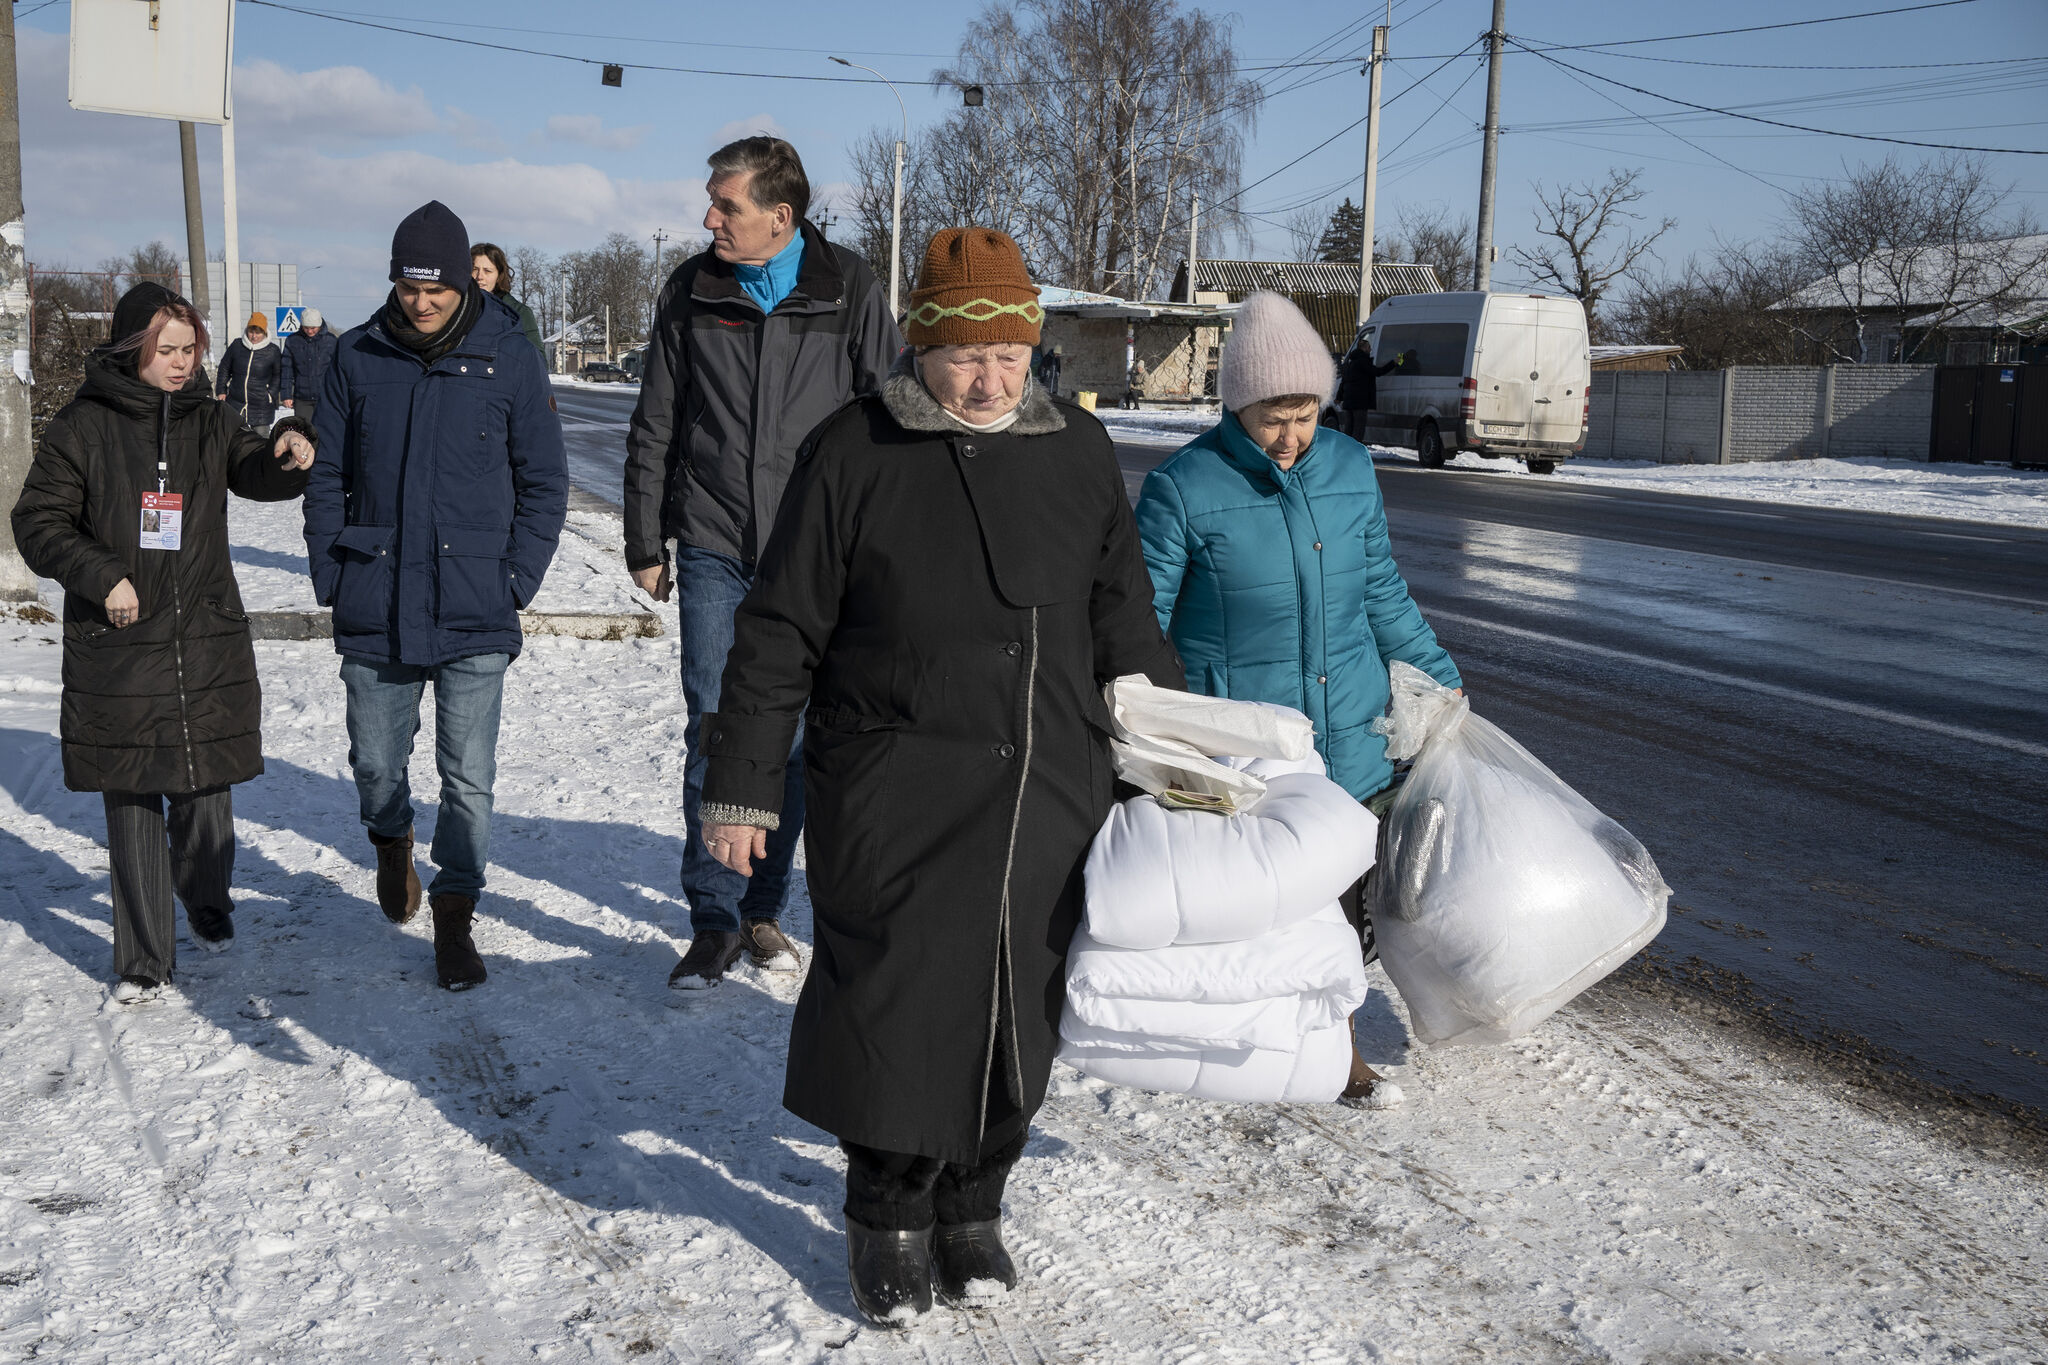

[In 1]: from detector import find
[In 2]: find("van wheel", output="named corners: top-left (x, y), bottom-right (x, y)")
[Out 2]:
top-left (1526, 459), bottom-right (1557, 475)
top-left (1416, 421), bottom-right (1447, 468)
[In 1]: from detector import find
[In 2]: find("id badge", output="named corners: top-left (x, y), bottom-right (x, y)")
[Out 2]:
top-left (140, 491), bottom-right (184, 551)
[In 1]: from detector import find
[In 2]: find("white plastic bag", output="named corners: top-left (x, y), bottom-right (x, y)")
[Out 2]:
top-left (1104, 676), bottom-right (1315, 814)
top-left (1370, 662), bottom-right (1670, 1047)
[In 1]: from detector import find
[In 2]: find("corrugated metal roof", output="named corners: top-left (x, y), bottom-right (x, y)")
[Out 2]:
top-left (1181, 259), bottom-right (1442, 298)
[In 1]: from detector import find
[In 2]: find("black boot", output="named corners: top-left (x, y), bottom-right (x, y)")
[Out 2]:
top-left (933, 1219), bottom-right (1017, 1307)
top-left (369, 828), bottom-right (422, 924)
top-left (845, 1217), bottom-right (933, 1327)
top-left (430, 894), bottom-right (486, 991)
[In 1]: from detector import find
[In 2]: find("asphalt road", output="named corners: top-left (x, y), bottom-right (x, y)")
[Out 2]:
top-left (554, 384), bottom-right (2048, 1122)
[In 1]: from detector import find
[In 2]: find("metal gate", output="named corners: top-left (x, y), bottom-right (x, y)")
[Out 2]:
top-left (1931, 364), bottom-right (2039, 463)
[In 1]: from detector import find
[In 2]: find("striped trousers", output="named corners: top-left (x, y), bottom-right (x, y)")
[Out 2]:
top-left (102, 787), bottom-right (235, 983)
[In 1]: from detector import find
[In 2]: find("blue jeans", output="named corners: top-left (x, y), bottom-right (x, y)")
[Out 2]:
top-left (341, 652), bottom-right (510, 900)
top-left (676, 545), bottom-right (805, 934)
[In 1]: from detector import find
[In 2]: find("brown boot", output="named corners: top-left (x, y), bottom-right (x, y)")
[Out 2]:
top-left (430, 894), bottom-right (487, 991)
top-left (1341, 1048), bottom-right (1383, 1102)
top-left (368, 828), bottom-right (423, 924)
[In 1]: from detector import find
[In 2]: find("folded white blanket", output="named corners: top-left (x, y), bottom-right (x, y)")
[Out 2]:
top-left (1084, 766), bottom-right (1377, 950)
top-left (1062, 903), bottom-right (1370, 1053)
top-left (1060, 1018), bottom-right (1354, 1103)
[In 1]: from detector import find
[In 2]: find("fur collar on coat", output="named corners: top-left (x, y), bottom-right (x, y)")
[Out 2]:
top-left (881, 347), bottom-right (1067, 437)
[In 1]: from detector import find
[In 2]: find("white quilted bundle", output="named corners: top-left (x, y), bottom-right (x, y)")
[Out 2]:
top-left (1061, 705), bottom-right (1378, 1105)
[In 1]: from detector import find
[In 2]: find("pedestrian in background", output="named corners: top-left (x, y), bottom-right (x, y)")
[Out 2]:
top-left (11, 284), bottom-right (316, 1003)
top-left (1037, 343), bottom-right (1062, 397)
top-left (1133, 290), bottom-right (1461, 1102)
top-left (471, 242), bottom-right (547, 358)
top-left (623, 135), bottom-right (901, 992)
top-left (303, 201), bottom-right (568, 991)
top-left (279, 306), bottom-right (340, 429)
top-left (700, 227), bottom-right (1183, 1325)
top-left (1336, 333), bottom-right (1402, 440)
top-left (215, 310), bottom-right (286, 430)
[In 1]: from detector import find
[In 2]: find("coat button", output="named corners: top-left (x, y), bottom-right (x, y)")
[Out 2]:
top-left (996, 742), bottom-right (1016, 758)
top-left (710, 730), bottom-right (725, 745)
top-left (1318, 676), bottom-right (1328, 684)
top-left (1003, 641), bottom-right (1022, 656)
top-left (459, 365), bottom-right (468, 373)
top-left (962, 444), bottom-right (977, 459)
top-left (1313, 542), bottom-right (1322, 551)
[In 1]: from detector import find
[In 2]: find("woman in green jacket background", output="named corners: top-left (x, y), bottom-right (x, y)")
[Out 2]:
top-left (1133, 289), bottom-right (1461, 1099)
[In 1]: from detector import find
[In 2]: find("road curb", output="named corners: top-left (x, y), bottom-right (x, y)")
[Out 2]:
top-left (247, 610), bottom-right (661, 642)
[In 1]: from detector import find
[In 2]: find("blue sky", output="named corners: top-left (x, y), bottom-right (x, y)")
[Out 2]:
top-left (17, 0), bottom-right (2048, 324)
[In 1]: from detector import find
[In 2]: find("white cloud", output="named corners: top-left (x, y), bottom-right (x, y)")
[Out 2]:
top-left (710, 114), bottom-right (789, 148)
top-left (232, 59), bottom-right (439, 142)
top-left (543, 115), bottom-right (652, 152)
top-left (11, 29), bottom-right (709, 317)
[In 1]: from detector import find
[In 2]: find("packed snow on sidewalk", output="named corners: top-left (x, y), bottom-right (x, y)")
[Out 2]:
top-left (1, 510), bottom-right (2043, 1363)
top-left (1097, 409), bottom-right (2048, 530)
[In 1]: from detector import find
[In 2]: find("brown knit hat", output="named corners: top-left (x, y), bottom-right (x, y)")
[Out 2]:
top-left (905, 227), bottom-right (1042, 347)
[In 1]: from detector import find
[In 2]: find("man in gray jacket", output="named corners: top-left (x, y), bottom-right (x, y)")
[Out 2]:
top-left (624, 135), bottom-right (901, 991)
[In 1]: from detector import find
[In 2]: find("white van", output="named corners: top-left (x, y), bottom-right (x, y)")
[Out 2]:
top-left (1352, 291), bottom-right (1590, 474)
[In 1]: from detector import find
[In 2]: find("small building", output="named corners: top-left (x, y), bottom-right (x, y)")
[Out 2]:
top-left (1591, 344), bottom-right (1684, 372)
top-left (543, 315), bottom-right (606, 373)
top-left (1037, 285), bottom-right (1238, 406)
top-left (1775, 233), bottom-right (2048, 364)
top-left (1165, 259), bottom-right (1443, 353)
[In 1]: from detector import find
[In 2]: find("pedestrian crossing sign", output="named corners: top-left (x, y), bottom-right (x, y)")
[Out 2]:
top-left (274, 307), bottom-right (305, 336)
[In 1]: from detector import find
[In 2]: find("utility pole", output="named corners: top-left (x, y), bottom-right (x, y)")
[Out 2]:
top-left (555, 272), bottom-right (568, 375)
top-left (1184, 192), bottom-right (1199, 304)
top-left (1354, 20), bottom-right (1389, 325)
top-left (221, 114), bottom-right (241, 354)
top-left (604, 303), bottom-right (613, 364)
top-left (650, 228), bottom-right (668, 284)
top-left (1472, 0), bottom-right (1506, 291)
top-left (0, 1), bottom-right (39, 598)
top-left (178, 123), bottom-right (210, 320)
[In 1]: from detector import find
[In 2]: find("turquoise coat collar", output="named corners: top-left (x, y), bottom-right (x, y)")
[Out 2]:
top-left (1208, 408), bottom-right (1329, 485)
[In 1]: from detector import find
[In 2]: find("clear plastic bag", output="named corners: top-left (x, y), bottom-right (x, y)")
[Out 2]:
top-left (1370, 663), bottom-right (1670, 1046)
top-left (1104, 676), bottom-right (1316, 814)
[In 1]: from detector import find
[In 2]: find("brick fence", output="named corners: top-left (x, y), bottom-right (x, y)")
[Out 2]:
top-left (1585, 365), bottom-right (1934, 463)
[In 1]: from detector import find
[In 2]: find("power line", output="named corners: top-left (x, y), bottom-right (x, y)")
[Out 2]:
top-left (1519, 0), bottom-right (1986, 53)
top-left (243, 0), bottom-right (1456, 89)
top-left (1510, 39), bottom-right (2048, 156)
top-left (1530, 50), bottom-right (2048, 74)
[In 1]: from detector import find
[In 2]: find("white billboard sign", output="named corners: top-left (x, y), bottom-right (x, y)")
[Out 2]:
top-left (69, 0), bottom-right (236, 125)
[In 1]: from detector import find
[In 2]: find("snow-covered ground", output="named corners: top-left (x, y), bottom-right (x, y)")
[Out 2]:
top-left (2, 507), bottom-right (2043, 1363)
top-left (552, 375), bottom-right (643, 394)
top-left (1097, 410), bottom-right (2048, 530)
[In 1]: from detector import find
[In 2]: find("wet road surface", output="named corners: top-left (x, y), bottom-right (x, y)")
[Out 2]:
top-left (555, 386), bottom-right (2048, 1121)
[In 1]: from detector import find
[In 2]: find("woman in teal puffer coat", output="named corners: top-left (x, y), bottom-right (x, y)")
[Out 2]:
top-left (1134, 290), bottom-right (1461, 1101)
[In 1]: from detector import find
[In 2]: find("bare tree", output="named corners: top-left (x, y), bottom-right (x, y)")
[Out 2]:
top-left (97, 241), bottom-right (183, 293)
top-left (1282, 203), bottom-right (1328, 262)
top-left (1382, 204), bottom-right (1473, 290)
top-left (559, 232), bottom-right (654, 350)
top-left (1507, 169), bottom-right (1674, 340)
top-left (917, 0), bottom-right (1263, 297)
top-left (1612, 238), bottom-right (1807, 368)
top-left (1781, 153), bottom-right (2048, 362)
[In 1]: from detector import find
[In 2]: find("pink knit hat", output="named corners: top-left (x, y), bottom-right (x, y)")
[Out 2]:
top-left (1217, 290), bottom-right (1336, 413)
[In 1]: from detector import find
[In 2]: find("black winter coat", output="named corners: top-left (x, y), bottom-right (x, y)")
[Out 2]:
top-left (215, 337), bottom-right (286, 420)
top-left (282, 327), bottom-right (340, 404)
top-left (702, 359), bottom-right (1184, 1163)
top-left (623, 220), bottom-right (902, 571)
top-left (1337, 347), bottom-right (1400, 412)
top-left (11, 354), bottom-right (311, 793)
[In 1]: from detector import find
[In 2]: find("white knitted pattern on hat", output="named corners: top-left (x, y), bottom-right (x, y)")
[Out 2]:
top-left (1217, 290), bottom-right (1336, 413)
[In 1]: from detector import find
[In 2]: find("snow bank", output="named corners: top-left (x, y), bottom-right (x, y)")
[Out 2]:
top-left (1097, 408), bottom-right (2048, 530)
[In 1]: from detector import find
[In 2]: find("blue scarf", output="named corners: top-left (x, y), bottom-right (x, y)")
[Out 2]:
top-left (735, 232), bottom-right (804, 316)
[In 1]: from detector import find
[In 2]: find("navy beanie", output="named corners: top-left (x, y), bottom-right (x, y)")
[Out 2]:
top-left (390, 200), bottom-right (471, 287)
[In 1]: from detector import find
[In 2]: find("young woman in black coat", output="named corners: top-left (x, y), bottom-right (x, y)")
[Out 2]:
top-left (700, 229), bottom-right (1183, 1327)
top-left (10, 284), bottom-right (316, 1004)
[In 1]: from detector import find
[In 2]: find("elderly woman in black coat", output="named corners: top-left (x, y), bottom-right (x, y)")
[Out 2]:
top-left (11, 284), bottom-right (314, 1004)
top-left (700, 228), bottom-right (1183, 1326)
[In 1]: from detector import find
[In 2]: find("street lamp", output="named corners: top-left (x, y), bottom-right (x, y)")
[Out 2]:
top-left (830, 55), bottom-right (906, 318)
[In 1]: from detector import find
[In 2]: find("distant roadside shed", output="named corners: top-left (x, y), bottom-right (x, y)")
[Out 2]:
top-left (1036, 286), bottom-right (1238, 406)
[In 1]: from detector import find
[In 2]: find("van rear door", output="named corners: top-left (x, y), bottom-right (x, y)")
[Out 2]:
top-left (1473, 296), bottom-right (1589, 446)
